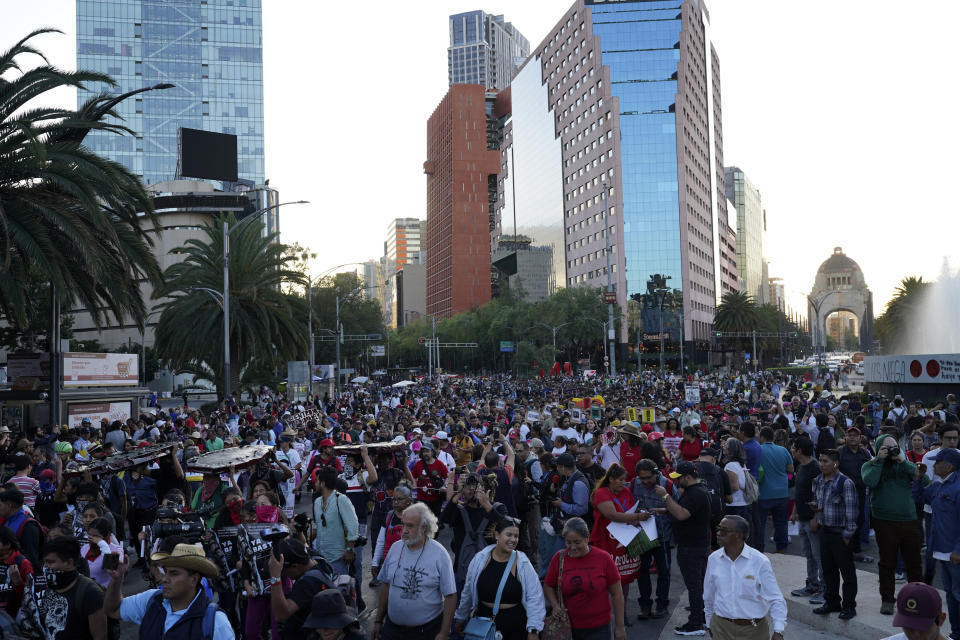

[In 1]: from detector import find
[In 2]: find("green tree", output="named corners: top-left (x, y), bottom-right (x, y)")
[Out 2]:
top-left (307, 272), bottom-right (385, 371)
top-left (0, 29), bottom-right (161, 332)
top-left (153, 215), bottom-right (307, 394)
top-left (874, 276), bottom-right (930, 354)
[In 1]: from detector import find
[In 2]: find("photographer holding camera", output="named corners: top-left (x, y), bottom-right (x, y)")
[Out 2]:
top-left (267, 536), bottom-right (348, 640)
top-left (862, 434), bottom-right (924, 614)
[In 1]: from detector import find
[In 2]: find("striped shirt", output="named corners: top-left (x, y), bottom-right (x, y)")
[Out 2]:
top-left (9, 475), bottom-right (40, 508)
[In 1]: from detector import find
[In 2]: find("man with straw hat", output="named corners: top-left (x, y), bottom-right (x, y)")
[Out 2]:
top-left (104, 542), bottom-right (235, 639)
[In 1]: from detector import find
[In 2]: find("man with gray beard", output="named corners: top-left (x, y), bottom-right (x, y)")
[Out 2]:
top-left (372, 502), bottom-right (457, 640)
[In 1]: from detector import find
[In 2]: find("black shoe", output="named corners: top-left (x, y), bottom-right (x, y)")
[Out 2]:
top-left (637, 608), bottom-right (651, 620)
top-left (813, 605), bottom-right (841, 615)
top-left (838, 609), bottom-right (856, 620)
top-left (651, 608), bottom-right (669, 619)
top-left (673, 622), bottom-right (706, 636)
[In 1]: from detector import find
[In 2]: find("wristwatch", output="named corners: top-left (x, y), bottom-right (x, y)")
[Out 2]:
top-left (268, 576), bottom-right (282, 585)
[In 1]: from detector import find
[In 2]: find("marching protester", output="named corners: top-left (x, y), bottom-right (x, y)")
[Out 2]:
top-left (454, 519), bottom-right (545, 640)
top-left (371, 503), bottom-right (457, 640)
top-left (104, 542), bottom-right (234, 639)
top-left (631, 458), bottom-right (677, 621)
top-left (544, 517), bottom-right (626, 640)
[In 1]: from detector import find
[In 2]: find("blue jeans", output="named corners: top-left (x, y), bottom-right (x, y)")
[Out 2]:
top-left (757, 498), bottom-right (789, 551)
top-left (941, 560), bottom-right (960, 638)
top-left (798, 519), bottom-right (823, 590)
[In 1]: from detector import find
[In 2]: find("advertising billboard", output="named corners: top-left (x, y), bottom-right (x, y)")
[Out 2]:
top-left (864, 354), bottom-right (960, 385)
top-left (62, 353), bottom-right (139, 388)
top-left (178, 128), bottom-right (238, 182)
top-left (67, 401), bottom-right (133, 429)
top-left (6, 353), bottom-right (51, 387)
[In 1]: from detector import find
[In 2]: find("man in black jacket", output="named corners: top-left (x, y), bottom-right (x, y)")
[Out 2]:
top-left (695, 448), bottom-right (730, 550)
top-left (837, 427), bottom-right (872, 558)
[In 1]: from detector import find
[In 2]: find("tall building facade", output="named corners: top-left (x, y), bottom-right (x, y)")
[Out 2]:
top-left (449, 11), bottom-right (530, 90)
top-left (76, 0), bottom-right (265, 186)
top-left (495, 0), bottom-right (729, 352)
top-left (385, 218), bottom-right (425, 272)
top-left (725, 166), bottom-right (769, 304)
top-left (424, 85), bottom-right (500, 319)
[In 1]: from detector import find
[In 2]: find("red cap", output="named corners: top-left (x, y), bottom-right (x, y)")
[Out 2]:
top-left (649, 432), bottom-right (664, 441)
top-left (893, 582), bottom-right (942, 631)
top-left (137, 441), bottom-right (151, 449)
top-left (319, 438), bottom-right (335, 448)
top-left (40, 469), bottom-right (56, 480)
top-left (641, 424), bottom-right (654, 433)
top-left (846, 427), bottom-right (861, 434)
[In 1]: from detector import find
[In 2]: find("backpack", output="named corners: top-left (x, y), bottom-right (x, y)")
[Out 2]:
top-left (696, 462), bottom-right (725, 515)
top-left (15, 517), bottom-right (48, 551)
top-left (890, 407), bottom-right (907, 432)
top-left (147, 590), bottom-right (218, 640)
top-left (741, 468), bottom-right (760, 505)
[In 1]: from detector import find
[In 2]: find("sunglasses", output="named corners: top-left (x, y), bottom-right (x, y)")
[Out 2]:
top-left (321, 512), bottom-right (327, 527)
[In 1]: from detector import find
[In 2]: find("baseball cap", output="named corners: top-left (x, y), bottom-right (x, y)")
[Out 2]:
top-left (893, 582), bottom-right (942, 631)
top-left (846, 426), bottom-right (861, 434)
top-left (556, 453), bottom-right (576, 468)
top-left (419, 441), bottom-right (434, 452)
top-left (434, 431), bottom-right (449, 440)
top-left (669, 461), bottom-right (700, 479)
top-left (529, 438), bottom-right (544, 450)
top-left (319, 438), bottom-right (335, 448)
top-left (699, 447), bottom-right (720, 459)
top-left (932, 448), bottom-right (960, 467)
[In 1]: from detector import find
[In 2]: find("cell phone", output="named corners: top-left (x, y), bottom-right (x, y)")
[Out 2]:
top-left (102, 553), bottom-right (119, 572)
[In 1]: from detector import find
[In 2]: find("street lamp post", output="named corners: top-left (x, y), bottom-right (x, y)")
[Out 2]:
top-left (221, 200), bottom-right (308, 401)
top-left (807, 290), bottom-right (841, 379)
top-left (535, 322), bottom-right (571, 358)
top-left (653, 277), bottom-right (672, 374)
top-left (601, 181), bottom-right (616, 376)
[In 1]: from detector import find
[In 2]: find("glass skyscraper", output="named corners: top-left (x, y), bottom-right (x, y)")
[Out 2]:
top-left (497, 0), bottom-right (730, 361)
top-left (76, 0), bottom-right (264, 187)
top-left (449, 11), bottom-right (530, 91)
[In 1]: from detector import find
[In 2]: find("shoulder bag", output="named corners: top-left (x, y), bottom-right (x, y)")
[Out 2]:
top-left (464, 551), bottom-right (517, 640)
top-left (541, 553), bottom-right (573, 640)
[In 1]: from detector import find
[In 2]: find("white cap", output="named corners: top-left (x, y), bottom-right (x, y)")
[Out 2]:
top-left (435, 431), bottom-right (449, 440)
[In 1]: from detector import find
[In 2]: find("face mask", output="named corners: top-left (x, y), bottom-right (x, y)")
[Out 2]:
top-left (256, 505), bottom-right (279, 523)
top-left (227, 499), bottom-right (244, 525)
top-left (43, 566), bottom-right (78, 590)
top-left (343, 464), bottom-right (356, 478)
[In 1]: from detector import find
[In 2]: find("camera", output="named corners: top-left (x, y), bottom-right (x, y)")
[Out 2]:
top-left (353, 535), bottom-right (368, 548)
top-left (886, 446), bottom-right (900, 459)
top-left (152, 519), bottom-right (205, 540)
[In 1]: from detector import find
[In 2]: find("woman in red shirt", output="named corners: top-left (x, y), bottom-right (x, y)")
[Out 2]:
top-left (906, 430), bottom-right (927, 463)
top-left (545, 517), bottom-right (626, 640)
top-left (678, 426), bottom-right (703, 462)
top-left (589, 464), bottom-right (644, 593)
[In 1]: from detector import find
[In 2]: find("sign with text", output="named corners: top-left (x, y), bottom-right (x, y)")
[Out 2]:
top-left (370, 345), bottom-right (386, 357)
top-left (62, 353), bottom-right (138, 387)
top-left (6, 352), bottom-right (51, 387)
top-left (67, 401), bottom-right (133, 429)
top-left (864, 353), bottom-right (960, 384)
top-left (684, 384), bottom-right (701, 404)
top-left (499, 341), bottom-right (515, 353)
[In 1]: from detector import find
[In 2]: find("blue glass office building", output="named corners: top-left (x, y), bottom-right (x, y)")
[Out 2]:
top-left (498, 0), bottom-right (734, 353)
top-left (76, 0), bottom-right (264, 186)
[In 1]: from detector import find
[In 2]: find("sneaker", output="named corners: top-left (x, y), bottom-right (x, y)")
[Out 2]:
top-left (809, 594), bottom-right (825, 605)
top-left (674, 622), bottom-right (706, 636)
top-left (838, 609), bottom-right (857, 620)
top-left (880, 601), bottom-right (895, 615)
top-left (895, 571), bottom-right (907, 583)
top-left (813, 605), bottom-right (840, 615)
top-left (637, 608), bottom-right (651, 620)
top-left (791, 586), bottom-right (819, 597)
top-left (651, 608), bottom-right (669, 619)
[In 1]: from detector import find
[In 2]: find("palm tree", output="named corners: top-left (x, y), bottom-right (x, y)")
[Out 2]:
top-left (715, 291), bottom-right (758, 332)
top-left (0, 29), bottom-right (162, 330)
top-left (153, 215), bottom-right (308, 393)
top-left (874, 276), bottom-right (930, 353)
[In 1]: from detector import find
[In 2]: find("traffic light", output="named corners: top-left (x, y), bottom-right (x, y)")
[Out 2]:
top-left (417, 337), bottom-right (426, 345)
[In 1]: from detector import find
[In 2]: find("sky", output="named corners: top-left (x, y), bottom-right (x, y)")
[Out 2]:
top-left (4, 0), bottom-right (960, 319)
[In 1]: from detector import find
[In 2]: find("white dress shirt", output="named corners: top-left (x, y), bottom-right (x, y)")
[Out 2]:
top-left (703, 543), bottom-right (788, 633)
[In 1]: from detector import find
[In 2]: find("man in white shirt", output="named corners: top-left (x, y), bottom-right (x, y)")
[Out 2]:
top-left (703, 515), bottom-right (787, 640)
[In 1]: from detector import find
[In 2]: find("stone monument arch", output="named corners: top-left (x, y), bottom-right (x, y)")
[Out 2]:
top-left (807, 247), bottom-right (874, 352)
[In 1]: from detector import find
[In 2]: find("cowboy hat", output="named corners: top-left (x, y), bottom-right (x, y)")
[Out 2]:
top-left (616, 423), bottom-right (643, 439)
top-left (153, 543), bottom-right (219, 578)
top-left (280, 428), bottom-right (297, 438)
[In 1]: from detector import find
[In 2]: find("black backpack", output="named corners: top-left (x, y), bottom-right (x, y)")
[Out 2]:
top-left (696, 461), bottom-right (725, 516)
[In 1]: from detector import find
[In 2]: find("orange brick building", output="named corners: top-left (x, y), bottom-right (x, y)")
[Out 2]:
top-left (424, 84), bottom-right (500, 318)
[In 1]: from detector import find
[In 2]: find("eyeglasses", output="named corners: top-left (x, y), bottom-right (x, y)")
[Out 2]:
top-left (321, 512), bottom-right (327, 527)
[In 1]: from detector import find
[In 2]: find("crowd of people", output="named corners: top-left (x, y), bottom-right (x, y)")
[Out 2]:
top-left (0, 372), bottom-right (956, 640)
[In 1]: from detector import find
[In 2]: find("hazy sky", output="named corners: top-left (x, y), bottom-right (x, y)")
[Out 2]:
top-left (4, 1), bottom-right (959, 318)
